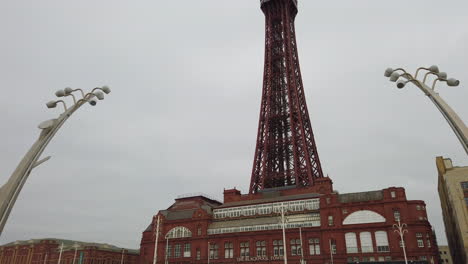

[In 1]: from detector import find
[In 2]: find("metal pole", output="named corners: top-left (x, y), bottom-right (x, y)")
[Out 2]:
top-left (393, 219), bottom-right (408, 264)
top-left (57, 243), bottom-right (63, 264)
top-left (329, 239), bottom-right (334, 264)
top-left (153, 215), bottom-right (160, 264)
top-left (44, 253), bottom-right (48, 264)
top-left (299, 227), bottom-right (304, 264)
top-left (411, 79), bottom-right (468, 156)
top-left (165, 237), bottom-right (169, 264)
top-left (72, 245), bottom-right (78, 264)
top-left (207, 242), bottom-right (210, 264)
top-left (120, 249), bottom-right (125, 264)
top-left (280, 206), bottom-right (288, 264)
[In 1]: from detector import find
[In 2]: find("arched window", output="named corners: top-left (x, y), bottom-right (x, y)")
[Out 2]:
top-left (345, 233), bottom-right (358, 253)
top-left (166, 226), bottom-right (192, 239)
top-left (360, 232), bottom-right (373, 253)
top-left (343, 210), bottom-right (386, 225)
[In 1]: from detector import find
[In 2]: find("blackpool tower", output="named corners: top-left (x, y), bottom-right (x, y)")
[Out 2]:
top-left (250, 0), bottom-right (324, 193)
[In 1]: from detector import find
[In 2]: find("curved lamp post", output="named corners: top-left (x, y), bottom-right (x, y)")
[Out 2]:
top-left (0, 86), bottom-right (111, 236)
top-left (393, 219), bottom-right (408, 264)
top-left (384, 66), bottom-right (467, 156)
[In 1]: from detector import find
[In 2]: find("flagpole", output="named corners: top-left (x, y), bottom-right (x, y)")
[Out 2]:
top-left (207, 242), bottom-right (210, 264)
top-left (57, 243), bottom-right (64, 264)
top-left (299, 227), bottom-right (304, 264)
top-left (72, 244), bottom-right (78, 264)
top-left (120, 248), bottom-right (125, 264)
top-left (165, 237), bottom-right (169, 264)
top-left (280, 205), bottom-right (288, 264)
top-left (329, 239), bottom-right (334, 264)
top-left (153, 216), bottom-right (160, 264)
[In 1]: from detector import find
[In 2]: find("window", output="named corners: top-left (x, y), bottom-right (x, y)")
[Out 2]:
top-left (308, 238), bottom-right (320, 255)
top-left (345, 233), bottom-right (358, 254)
top-left (343, 210), bottom-right (386, 225)
top-left (224, 242), bottom-right (233, 258)
top-left (290, 239), bottom-right (301, 256)
top-left (328, 215), bottom-right (334, 226)
top-left (330, 240), bottom-right (337, 254)
top-left (209, 243), bottom-right (218, 259)
top-left (184, 243), bottom-right (191, 257)
top-left (360, 232), bottom-right (373, 253)
top-left (375, 231), bottom-right (390, 252)
top-left (426, 239), bottom-right (431, 248)
top-left (167, 245), bottom-right (172, 258)
top-left (416, 233), bottom-right (424, 248)
top-left (394, 210), bottom-right (400, 221)
top-left (166, 226), bottom-right (192, 239)
top-left (273, 240), bottom-right (284, 256)
top-left (391, 191), bottom-right (396, 198)
top-left (240, 242), bottom-right (250, 257)
top-left (256, 241), bottom-right (266, 257)
top-left (196, 249), bottom-right (200, 260)
top-left (420, 256), bottom-right (427, 260)
top-left (197, 227), bottom-right (202, 236)
top-left (461, 182), bottom-right (468, 189)
top-left (175, 244), bottom-right (181, 258)
top-left (326, 198), bottom-right (331, 204)
top-left (416, 205), bottom-right (421, 210)
top-left (399, 240), bottom-right (404, 248)
top-left (385, 256), bottom-right (392, 261)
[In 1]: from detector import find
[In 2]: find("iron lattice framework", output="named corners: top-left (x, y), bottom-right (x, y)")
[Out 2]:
top-left (250, 0), bottom-right (324, 193)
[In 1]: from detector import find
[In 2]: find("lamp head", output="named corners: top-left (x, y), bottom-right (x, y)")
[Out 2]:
top-left (389, 72), bottom-right (400, 82)
top-left (88, 98), bottom-right (97, 106)
top-left (55, 90), bottom-right (65, 97)
top-left (437, 72), bottom-right (448, 79)
top-left (384, 68), bottom-right (394, 77)
top-left (46, 101), bottom-right (57, 108)
top-left (396, 80), bottom-right (406, 89)
top-left (446, 78), bottom-right (460, 87)
top-left (93, 91), bottom-right (105, 100)
top-left (101, 86), bottom-right (111, 94)
top-left (428, 65), bottom-right (439, 73)
top-left (64, 87), bottom-right (73, 95)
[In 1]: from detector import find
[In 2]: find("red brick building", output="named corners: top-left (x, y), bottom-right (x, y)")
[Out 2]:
top-left (0, 238), bottom-right (139, 264)
top-left (139, 181), bottom-right (438, 264)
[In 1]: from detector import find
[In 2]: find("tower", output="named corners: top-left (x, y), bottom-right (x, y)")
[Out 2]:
top-left (250, 0), bottom-right (324, 193)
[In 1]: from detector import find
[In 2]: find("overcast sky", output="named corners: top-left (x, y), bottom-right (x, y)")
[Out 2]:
top-left (1, 0), bottom-right (467, 249)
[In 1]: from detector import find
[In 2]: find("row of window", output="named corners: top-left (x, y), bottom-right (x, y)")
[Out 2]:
top-left (345, 231), bottom-right (389, 254)
top-left (208, 213), bottom-right (320, 235)
top-left (344, 231), bottom-right (431, 254)
top-left (166, 243), bottom-right (191, 258)
top-left (414, 233), bottom-right (431, 248)
top-left (212, 198), bottom-right (320, 219)
top-left (207, 238), bottom-right (321, 259)
top-left (164, 232), bottom-right (432, 259)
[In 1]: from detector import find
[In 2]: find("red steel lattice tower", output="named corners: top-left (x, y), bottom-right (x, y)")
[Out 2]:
top-left (250, 0), bottom-right (324, 193)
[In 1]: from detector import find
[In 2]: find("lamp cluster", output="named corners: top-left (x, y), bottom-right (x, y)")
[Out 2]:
top-left (384, 65), bottom-right (460, 90)
top-left (46, 86), bottom-right (111, 111)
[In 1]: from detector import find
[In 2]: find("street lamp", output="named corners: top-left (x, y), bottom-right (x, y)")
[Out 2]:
top-left (0, 86), bottom-right (111, 236)
top-left (384, 66), bottom-right (468, 156)
top-left (393, 219), bottom-right (408, 264)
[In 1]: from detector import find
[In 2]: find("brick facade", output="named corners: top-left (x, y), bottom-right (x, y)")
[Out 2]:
top-left (139, 182), bottom-right (438, 264)
top-left (0, 238), bottom-right (139, 264)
